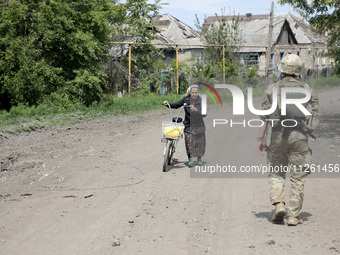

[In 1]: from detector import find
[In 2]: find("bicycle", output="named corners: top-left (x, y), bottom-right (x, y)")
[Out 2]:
top-left (161, 103), bottom-right (186, 172)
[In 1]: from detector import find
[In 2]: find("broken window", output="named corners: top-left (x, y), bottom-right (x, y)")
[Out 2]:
top-left (239, 53), bottom-right (259, 66)
top-left (270, 53), bottom-right (274, 70)
top-left (195, 54), bottom-right (202, 63)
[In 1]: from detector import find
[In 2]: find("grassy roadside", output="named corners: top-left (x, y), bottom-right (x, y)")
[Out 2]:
top-left (310, 76), bottom-right (340, 89)
top-left (0, 94), bottom-right (183, 134)
top-left (213, 76), bottom-right (340, 105)
top-left (1, 76), bottom-right (339, 134)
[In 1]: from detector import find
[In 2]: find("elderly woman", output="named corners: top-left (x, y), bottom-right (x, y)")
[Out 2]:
top-left (163, 85), bottom-right (206, 167)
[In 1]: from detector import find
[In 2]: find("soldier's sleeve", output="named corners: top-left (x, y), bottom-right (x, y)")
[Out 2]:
top-left (259, 85), bottom-right (274, 121)
top-left (306, 84), bottom-right (320, 130)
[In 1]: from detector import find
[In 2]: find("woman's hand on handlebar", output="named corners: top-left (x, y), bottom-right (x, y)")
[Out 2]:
top-left (163, 101), bottom-right (169, 106)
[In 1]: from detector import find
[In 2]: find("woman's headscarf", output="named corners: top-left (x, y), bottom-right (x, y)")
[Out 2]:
top-left (186, 85), bottom-right (199, 97)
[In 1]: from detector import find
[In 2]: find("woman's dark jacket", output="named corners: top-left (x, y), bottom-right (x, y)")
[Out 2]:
top-left (169, 96), bottom-right (205, 134)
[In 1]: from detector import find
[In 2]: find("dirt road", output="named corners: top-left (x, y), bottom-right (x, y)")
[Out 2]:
top-left (1, 88), bottom-right (340, 255)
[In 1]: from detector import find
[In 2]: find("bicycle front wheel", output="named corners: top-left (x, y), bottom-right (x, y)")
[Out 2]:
top-left (163, 140), bottom-right (173, 172)
top-left (167, 141), bottom-right (176, 165)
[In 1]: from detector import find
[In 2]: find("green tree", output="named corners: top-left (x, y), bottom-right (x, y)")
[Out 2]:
top-left (136, 60), bottom-right (167, 95)
top-left (195, 9), bottom-right (244, 78)
top-left (278, 0), bottom-right (340, 75)
top-left (109, 0), bottom-right (163, 94)
top-left (0, 0), bottom-right (115, 109)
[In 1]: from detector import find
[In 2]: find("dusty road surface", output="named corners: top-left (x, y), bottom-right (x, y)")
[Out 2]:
top-left (1, 88), bottom-right (340, 255)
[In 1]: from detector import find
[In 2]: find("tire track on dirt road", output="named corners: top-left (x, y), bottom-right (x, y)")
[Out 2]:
top-left (0, 88), bottom-right (340, 255)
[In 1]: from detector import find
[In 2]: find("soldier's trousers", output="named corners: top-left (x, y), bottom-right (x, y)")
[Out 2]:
top-left (267, 130), bottom-right (312, 217)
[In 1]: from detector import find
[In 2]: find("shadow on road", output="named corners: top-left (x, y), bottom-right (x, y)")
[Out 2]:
top-left (254, 211), bottom-right (313, 223)
top-left (163, 158), bottom-right (187, 172)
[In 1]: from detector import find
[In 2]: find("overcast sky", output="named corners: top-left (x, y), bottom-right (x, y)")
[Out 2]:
top-left (157, 0), bottom-right (301, 29)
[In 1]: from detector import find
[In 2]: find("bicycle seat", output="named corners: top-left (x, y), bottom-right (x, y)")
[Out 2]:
top-left (172, 117), bottom-right (183, 123)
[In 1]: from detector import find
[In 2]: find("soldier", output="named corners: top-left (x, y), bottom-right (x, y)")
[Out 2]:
top-left (257, 54), bottom-right (319, 226)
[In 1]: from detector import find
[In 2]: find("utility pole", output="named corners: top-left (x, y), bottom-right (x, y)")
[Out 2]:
top-left (266, 1), bottom-right (274, 86)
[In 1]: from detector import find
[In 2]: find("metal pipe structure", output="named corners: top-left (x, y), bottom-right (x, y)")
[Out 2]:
top-left (223, 45), bottom-right (225, 84)
top-left (109, 41), bottom-right (328, 49)
top-left (265, 1), bottom-right (274, 86)
top-left (176, 45), bottom-right (179, 94)
top-left (316, 48), bottom-right (319, 79)
top-left (109, 41), bottom-right (329, 94)
top-left (128, 44), bottom-right (131, 95)
top-left (110, 42), bottom-right (225, 94)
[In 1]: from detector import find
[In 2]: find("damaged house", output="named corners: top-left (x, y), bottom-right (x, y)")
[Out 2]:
top-left (203, 13), bottom-right (329, 77)
top-left (152, 13), bottom-right (204, 65)
top-left (109, 13), bottom-right (203, 69)
top-left (109, 13), bottom-right (203, 94)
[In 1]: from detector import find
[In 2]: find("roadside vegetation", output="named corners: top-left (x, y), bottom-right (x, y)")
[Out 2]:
top-left (0, 94), bottom-right (183, 133)
top-left (1, 76), bottom-right (339, 134)
top-left (1, 1), bottom-right (339, 133)
top-left (311, 76), bottom-right (340, 89)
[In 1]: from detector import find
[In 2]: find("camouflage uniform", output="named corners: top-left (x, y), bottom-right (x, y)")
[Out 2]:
top-left (260, 76), bottom-right (319, 218)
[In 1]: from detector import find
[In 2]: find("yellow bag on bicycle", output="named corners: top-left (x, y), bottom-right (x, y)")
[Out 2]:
top-left (164, 126), bottom-right (183, 139)
top-left (162, 121), bottom-right (184, 139)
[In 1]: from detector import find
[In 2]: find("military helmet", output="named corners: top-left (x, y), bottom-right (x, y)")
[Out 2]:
top-left (278, 54), bottom-right (302, 76)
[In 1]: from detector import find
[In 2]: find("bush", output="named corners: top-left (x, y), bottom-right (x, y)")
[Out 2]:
top-left (66, 69), bottom-right (107, 106)
top-left (136, 73), bottom-right (160, 95)
top-left (0, 0), bottom-right (112, 109)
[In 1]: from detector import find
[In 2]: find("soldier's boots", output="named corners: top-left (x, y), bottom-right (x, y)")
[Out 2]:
top-left (272, 202), bottom-right (286, 222)
top-left (287, 216), bottom-right (303, 226)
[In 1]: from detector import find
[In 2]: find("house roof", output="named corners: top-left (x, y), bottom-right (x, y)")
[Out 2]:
top-left (202, 14), bottom-right (270, 31)
top-left (237, 14), bottom-right (294, 52)
top-left (152, 14), bottom-right (203, 50)
top-left (204, 13), bottom-right (327, 53)
top-left (284, 13), bottom-right (327, 45)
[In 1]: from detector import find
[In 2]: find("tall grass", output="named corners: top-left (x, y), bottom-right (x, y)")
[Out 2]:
top-left (0, 93), bottom-right (182, 133)
top-left (1, 76), bottom-right (339, 133)
top-left (311, 76), bottom-right (340, 89)
top-left (210, 76), bottom-right (340, 105)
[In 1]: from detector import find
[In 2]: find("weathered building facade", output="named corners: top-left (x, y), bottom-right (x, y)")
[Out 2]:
top-left (203, 13), bottom-right (329, 77)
